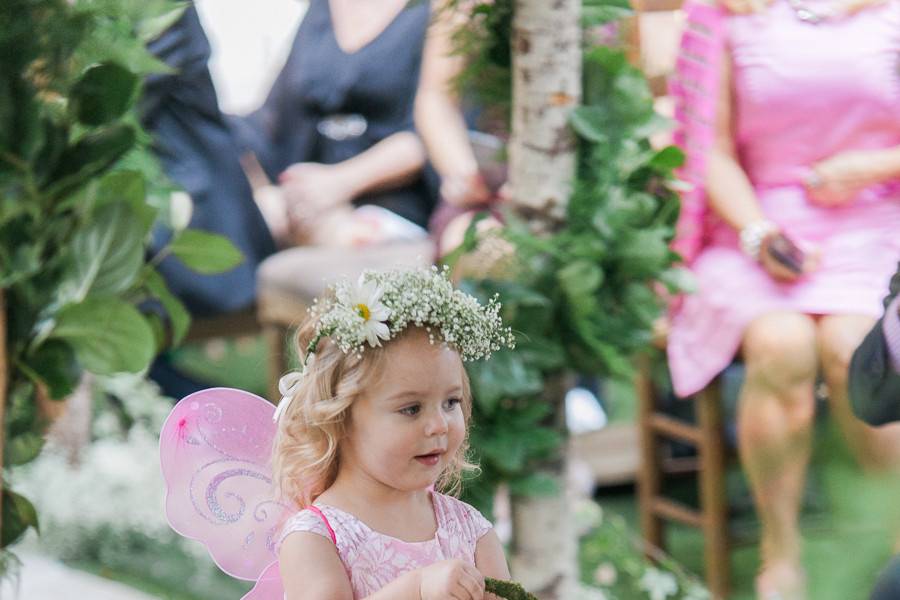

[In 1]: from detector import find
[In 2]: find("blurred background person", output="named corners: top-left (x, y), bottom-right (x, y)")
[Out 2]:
top-left (141, 5), bottom-right (279, 398)
top-left (231, 0), bottom-right (437, 248)
top-left (850, 262), bottom-right (900, 600)
top-left (667, 1), bottom-right (900, 597)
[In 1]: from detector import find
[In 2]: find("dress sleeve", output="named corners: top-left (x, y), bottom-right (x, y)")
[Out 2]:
top-left (276, 509), bottom-right (335, 551)
top-left (437, 494), bottom-right (493, 544)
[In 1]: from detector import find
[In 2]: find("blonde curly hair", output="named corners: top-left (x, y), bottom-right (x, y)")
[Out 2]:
top-left (271, 318), bottom-right (478, 509)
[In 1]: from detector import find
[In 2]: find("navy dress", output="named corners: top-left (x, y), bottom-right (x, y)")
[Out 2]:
top-left (234, 0), bottom-right (437, 228)
top-left (142, 6), bottom-right (276, 317)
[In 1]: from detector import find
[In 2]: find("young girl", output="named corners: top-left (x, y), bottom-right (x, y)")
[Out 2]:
top-left (270, 266), bottom-right (516, 599)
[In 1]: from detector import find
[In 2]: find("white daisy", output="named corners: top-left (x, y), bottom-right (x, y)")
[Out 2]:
top-left (349, 276), bottom-right (391, 347)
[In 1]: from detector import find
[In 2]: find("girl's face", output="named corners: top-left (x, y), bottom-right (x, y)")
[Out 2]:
top-left (342, 329), bottom-right (467, 493)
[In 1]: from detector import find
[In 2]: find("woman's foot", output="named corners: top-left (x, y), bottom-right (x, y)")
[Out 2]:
top-left (755, 562), bottom-right (807, 600)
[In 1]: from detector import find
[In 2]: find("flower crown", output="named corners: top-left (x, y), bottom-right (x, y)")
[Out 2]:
top-left (273, 266), bottom-right (515, 421)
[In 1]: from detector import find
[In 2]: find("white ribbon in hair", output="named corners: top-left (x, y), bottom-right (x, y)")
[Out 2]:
top-left (273, 353), bottom-right (315, 422)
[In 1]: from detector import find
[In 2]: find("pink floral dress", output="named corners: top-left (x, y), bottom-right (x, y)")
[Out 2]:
top-left (277, 492), bottom-right (492, 598)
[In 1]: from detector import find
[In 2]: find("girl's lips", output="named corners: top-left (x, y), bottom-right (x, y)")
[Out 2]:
top-left (414, 452), bottom-right (443, 466)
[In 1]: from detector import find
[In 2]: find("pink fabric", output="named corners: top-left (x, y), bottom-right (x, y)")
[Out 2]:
top-left (670, 1), bottom-right (728, 264)
top-left (668, 1), bottom-right (900, 396)
top-left (276, 492), bottom-right (492, 599)
top-left (306, 505), bottom-right (337, 544)
top-left (158, 388), bottom-right (289, 582)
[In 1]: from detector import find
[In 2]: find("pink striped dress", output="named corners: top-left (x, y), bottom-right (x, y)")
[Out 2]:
top-left (668, 0), bottom-right (900, 396)
top-left (277, 492), bottom-right (492, 598)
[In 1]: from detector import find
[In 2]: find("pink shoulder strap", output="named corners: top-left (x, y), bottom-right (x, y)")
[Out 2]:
top-left (307, 505), bottom-right (337, 545)
top-left (670, 0), bottom-right (728, 264)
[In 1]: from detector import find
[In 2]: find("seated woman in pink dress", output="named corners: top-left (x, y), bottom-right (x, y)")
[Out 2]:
top-left (668, 0), bottom-right (900, 597)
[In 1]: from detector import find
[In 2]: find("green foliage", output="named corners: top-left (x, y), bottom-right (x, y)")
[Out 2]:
top-left (0, 0), bottom-right (241, 563)
top-left (443, 0), bottom-right (514, 124)
top-left (450, 1), bottom-right (692, 515)
top-left (580, 505), bottom-right (709, 599)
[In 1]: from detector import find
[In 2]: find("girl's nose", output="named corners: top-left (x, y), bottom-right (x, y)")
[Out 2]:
top-left (425, 409), bottom-right (449, 436)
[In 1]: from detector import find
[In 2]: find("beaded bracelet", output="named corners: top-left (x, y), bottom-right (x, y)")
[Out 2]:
top-left (739, 220), bottom-right (778, 262)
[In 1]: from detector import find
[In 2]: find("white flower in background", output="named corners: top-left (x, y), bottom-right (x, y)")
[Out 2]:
top-left (639, 567), bottom-right (678, 600)
top-left (347, 275), bottom-right (391, 347)
top-left (593, 562), bottom-right (618, 586)
top-left (683, 584), bottom-right (710, 600)
top-left (572, 583), bottom-right (609, 600)
top-left (573, 497), bottom-right (604, 536)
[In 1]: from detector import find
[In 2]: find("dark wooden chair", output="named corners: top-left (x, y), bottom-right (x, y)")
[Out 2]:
top-left (628, 1), bottom-right (733, 597)
top-left (636, 361), bottom-right (731, 599)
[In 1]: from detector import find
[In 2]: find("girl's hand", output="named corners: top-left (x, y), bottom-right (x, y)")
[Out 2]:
top-left (806, 150), bottom-right (884, 207)
top-left (419, 559), bottom-right (485, 600)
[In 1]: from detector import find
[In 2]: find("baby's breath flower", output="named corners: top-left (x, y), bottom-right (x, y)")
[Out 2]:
top-left (311, 266), bottom-right (515, 362)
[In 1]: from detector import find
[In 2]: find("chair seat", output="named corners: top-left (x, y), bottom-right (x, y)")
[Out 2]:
top-left (256, 241), bottom-right (435, 327)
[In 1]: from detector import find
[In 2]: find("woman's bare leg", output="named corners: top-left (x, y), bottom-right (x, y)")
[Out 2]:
top-left (738, 312), bottom-right (819, 599)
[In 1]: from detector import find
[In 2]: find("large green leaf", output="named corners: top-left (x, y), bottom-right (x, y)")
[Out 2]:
top-left (70, 62), bottom-right (139, 126)
top-left (1, 488), bottom-right (39, 548)
top-left (144, 268), bottom-right (191, 346)
top-left (50, 298), bottom-right (156, 374)
top-left (94, 170), bottom-right (156, 233)
top-left (5, 432), bottom-right (45, 466)
top-left (26, 340), bottom-right (80, 399)
top-left (45, 124), bottom-right (136, 200)
top-left (168, 229), bottom-right (244, 274)
top-left (61, 202), bottom-right (144, 302)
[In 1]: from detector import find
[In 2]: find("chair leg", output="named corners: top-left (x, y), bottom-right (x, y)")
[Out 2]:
top-left (266, 324), bottom-right (288, 404)
top-left (697, 383), bottom-right (730, 599)
top-left (636, 360), bottom-right (665, 553)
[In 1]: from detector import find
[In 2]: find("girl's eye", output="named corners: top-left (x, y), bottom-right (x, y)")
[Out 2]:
top-left (399, 404), bottom-right (420, 416)
top-left (443, 398), bottom-right (462, 411)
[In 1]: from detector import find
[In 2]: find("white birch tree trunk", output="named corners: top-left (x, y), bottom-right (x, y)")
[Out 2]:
top-left (508, 0), bottom-right (581, 228)
top-left (507, 2), bottom-right (581, 595)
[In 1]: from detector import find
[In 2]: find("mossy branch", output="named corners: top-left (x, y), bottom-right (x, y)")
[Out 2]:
top-left (485, 577), bottom-right (539, 600)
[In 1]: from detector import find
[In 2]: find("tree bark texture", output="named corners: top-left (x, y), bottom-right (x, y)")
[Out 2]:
top-left (509, 374), bottom-right (578, 599)
top-left (509, 0), bottom-right (582, 228)
top-left (507, 0), bottom-right (581, 596)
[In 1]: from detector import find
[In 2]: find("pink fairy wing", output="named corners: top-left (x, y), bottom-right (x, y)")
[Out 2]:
top-left (159, 387), bottom-right (290, 582)
top-left (242, 561), bottom-right (284, 599)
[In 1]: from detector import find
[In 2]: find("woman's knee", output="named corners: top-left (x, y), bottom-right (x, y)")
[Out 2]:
top-left (817, 315), bottom-right (877, 385)
top-left (742, 312), bottom-right (818, 389)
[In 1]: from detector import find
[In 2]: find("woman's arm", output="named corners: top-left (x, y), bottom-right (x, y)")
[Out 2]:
top-left (704, 50), bottom-right (765, 232)
top-left (475, 529), bottom-right (511, 600)
top-left (279, 131), bottom-right (426, 215)
top-left (414, 0), bottom-right (490, 207)
top-left (331, 131), bottom-right (427, 197)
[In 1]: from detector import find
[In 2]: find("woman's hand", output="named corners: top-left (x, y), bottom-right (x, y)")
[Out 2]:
top-left (418, 559), bottom-right (485, 600)
top-left (758, 232), bottom-right (819, 282)
top-left (441, 171), bottom-right (492, 208)
top-left (806, 149), bottom-right (886, 207)
top-left (280, 162), bottom-right (357, 223)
